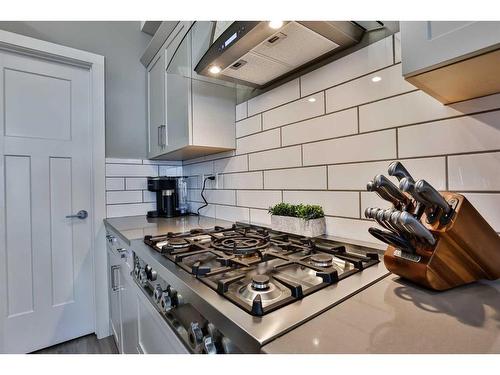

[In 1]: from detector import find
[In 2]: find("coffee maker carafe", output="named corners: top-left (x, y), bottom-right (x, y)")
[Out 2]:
top-left (147, 176), bottom-right (188, 218)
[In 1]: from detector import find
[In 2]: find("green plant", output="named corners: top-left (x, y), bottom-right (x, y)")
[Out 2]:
top-left (268, 203), bottom-right (324, 220)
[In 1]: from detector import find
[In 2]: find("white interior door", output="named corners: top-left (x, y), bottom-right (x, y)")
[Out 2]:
top-left (0, 49), bottom-right (94, 353)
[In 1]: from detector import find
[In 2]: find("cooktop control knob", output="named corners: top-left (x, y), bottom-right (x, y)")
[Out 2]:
top-left (153, 286), bottom-right (163, 303)
top-left (149, 269), bottom-right (157, 281)
top-left (133, 266), bottom-right (141, 279)
top-left (189, 322), bottom-right (204, 348)
top-left (160, 293), bottom-right (172, 312)
top-left (138, 270), bottom-right (147, 286)
top-left (168, 289), bottom-right (183, 307)
top-left (202, 336), bottom-right (217, 354)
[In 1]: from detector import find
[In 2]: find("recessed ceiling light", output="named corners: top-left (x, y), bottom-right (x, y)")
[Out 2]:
top-left (269, 21), bottom-right (284, 29)
top-left (307, 97), bottom-right (317, 103)
top-left (209, 65), bottom-right (221, 74)
top-left (371, 76), bottom-right (382, 82)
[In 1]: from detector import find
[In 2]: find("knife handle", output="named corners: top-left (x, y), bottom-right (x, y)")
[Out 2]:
top-left (374, 174), bottom-right (411, 207)
top-left (367, 180), bottom-right (400, 207)
top-left (399, 211), bottom-right (436, 245)
top-left (415, 179), bottom-right (451, 215)
top-left (388, 161), bottom-right (414, 183)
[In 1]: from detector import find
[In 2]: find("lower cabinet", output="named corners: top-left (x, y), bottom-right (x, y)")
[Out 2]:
top-left (120, 270), bottom-right (139, 354)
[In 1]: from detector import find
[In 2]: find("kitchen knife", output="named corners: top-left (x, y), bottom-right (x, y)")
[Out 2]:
top-left (388, 161), bottom-right (414, 182)
top-left (415, 179), bottom-right (452, 216)
top-left (399, 211), bottom-right (436, 246)
top-left (369, 207), bottom-right (394, 232)
top-left (388, 209), bottom-right (414, 237)
top-left (382, 208), bottom-right (410, 236)
top-left (367, 180), bottom-right (400, 207)
top-left (374, 174), bottom-right (411, 208)
top-left (368, 227), bottom-right (415, 253)
top-left (399, 177), bottom-right (431, 218)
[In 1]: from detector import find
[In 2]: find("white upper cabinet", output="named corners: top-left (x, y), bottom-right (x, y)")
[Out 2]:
top-left (146, 21), bottom-right (236, 160)
top-left (401, 21), bottom-right (500, 104)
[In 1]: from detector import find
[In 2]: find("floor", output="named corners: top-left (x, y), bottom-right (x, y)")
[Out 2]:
top-left (32, 334), bottom-right (119, 354)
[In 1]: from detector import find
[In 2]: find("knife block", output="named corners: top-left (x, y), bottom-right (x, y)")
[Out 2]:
top-left (384, 192), bottom-right (500, 290)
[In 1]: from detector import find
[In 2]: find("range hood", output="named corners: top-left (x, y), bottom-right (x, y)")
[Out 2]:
top-left (195, 21), bottom-right (383, 87)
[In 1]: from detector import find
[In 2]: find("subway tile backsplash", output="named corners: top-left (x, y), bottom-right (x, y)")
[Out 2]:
top-left (181, 33), bottom-right (500, 242)
top-left (107, 34), bottom-right (500, 243)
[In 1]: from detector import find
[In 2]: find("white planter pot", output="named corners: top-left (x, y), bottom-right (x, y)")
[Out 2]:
top-left (270, 215), bottom-right (326, 238)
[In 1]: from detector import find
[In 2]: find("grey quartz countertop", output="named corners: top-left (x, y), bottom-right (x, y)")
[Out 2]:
top-left (103, 215), bottom-right (235, 244)
top-left (262, 275), bottom-right (500, 354)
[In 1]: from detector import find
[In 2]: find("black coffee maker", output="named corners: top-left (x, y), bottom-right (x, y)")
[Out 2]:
top-left (146, 176), bottom-right (188, 218)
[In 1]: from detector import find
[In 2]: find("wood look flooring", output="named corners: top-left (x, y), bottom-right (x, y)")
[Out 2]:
top-left (32, 334), bottom-right (119, 354)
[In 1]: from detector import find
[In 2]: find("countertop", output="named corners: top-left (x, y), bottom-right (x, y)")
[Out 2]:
top-left (262, 275), bottom-right (500, 353)
top-left (103, 215), bottom-right (235, 245)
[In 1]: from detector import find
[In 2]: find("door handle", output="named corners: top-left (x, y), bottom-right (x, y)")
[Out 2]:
top-left (111, 265), bottom-right (121, 292)
top-left (66, 210), bottom-right (88, 219)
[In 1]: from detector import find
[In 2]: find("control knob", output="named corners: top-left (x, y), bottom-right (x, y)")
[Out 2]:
top-left (153, 285), bottom-right (163, 303)
top-left (202, 336), bottom-right (217, 354)
top-left (138, 270), bottom-right (147, 286)
top-left (189, 322), bottom-right (204, 348)
top-left (160, 292), bottom-right (172, 312)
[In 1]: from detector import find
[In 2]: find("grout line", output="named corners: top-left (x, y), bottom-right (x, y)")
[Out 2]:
top-left (395, 128), bottom-right (399, 158)
top-left (358, 192), bottom-right (362, 219)
top-left (356, 106), bottom-right (360, 133)
top-left (445, 155), bottom-right (449, 191)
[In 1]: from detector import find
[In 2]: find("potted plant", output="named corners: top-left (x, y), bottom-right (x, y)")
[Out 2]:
top-left (268, 203), bottom-right (326, 237)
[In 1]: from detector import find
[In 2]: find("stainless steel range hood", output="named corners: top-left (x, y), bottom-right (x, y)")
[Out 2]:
top-left (195, 21), bottom-right (383, 87)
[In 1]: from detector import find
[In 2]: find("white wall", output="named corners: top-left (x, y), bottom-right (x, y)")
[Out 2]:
top-left (0, 21), bottom-right (152, 159)
top-left (181, 33), bottom-right (500, 246)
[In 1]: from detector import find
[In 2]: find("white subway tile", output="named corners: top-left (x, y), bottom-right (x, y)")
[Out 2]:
top-left (328, 157), bottom-right (446, 190)
top-left (236, 128), bottom-right (280, 155)
top-left (188, 189), bottom-right (236, 206)
top-left (250, 208), bottom-right (272, 226)
top-left (236, 102), bottom-right (248, 121)
top-left (216, 205), bottom-right (250, 222)
top-left (223, 171), bottom-right (263, 189)
top-left (159, 165), bottom-right (182, 176)
top-left (249, 146), bottom-right (302, 170)
top-left (360, 91), bottom-right (500, 132)
top-left (325, 217), bottom-right (384, 246)
top-left (105, 158), bottom-right (143, 164)
top-left (262, 92), bottom-right (325, 131)
top-left (125, 178), bottom-right (148, 190)
top-left (106, 203), bottom-right (156, 218)
top-left (398, 111), bottom-right (500, 158)
top-left (303, 130), bottom-right (396, 166)
top-left (237, 190), bottom-right (282, 209)
top-left (360, 192), bottom-right (393, 216)
top-left (188, 202), bottom-right (216, 217)
top-left (462, 193), bottom-right (500, 232)
top-left (214, 155), bottom-right (248, 174)
top-left (183, 161), bottom-right (214, 176)
top-left (247, 79), bottom-right (300, 116)
top-left (301, 36), bottom-right (393, 96)
top-left (283, 191), bottom-right (360, 218)
top-left (106, 178), bottom-right (124, 191)
top-left (142, 190), bottom-right (156, 203)
top-left (186, 176), bottom-right (201, 189)
top-left (236, 115), bottom-right (261, 138)
top-left (449, 152), bottom-right (500, 191)
top-left (106, 190), bottom-right (143, 204)
top-left (326, 64), bottom-right (415, 113)
top-left (282, 108), bottom-right (358, 146)
top-left (264, 166), bottom-right (327, 190)
top-left (394, 32), bottom-right (401, 63)
top-left (105, 163), bottom-right (158, 177)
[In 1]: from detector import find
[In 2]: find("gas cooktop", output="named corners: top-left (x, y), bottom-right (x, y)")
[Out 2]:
top-left (144, 223), bottom-right (379, 316)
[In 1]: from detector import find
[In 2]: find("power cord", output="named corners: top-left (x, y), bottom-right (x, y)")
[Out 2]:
top-left (197, 175), bottom-right (215, 215)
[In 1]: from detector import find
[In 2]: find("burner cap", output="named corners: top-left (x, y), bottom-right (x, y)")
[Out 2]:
top-left (211, 235), bottom-right (269, 256)
top-left (251, 275), bottom-right (270, 290)
top-left (310, 253), bottom-right (334, 267)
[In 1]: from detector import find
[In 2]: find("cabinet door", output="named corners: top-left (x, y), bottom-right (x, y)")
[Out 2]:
top-left (119, 268), bottom-right (138, 354)
top-left (164, 25), bottom-right (191, 152)
top-left (147, 51), bottom-right (166, 157)
top-left (401, 21), bottom-right (500, 76)
top-left (107, 249), bottom-right (122, 353)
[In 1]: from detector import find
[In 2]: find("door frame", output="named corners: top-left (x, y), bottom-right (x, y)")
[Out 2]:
top-left (0, 29), bottom-right (109, 347)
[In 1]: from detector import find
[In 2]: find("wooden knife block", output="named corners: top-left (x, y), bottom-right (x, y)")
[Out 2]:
top-left (384, 192), bottom-right (500, 290)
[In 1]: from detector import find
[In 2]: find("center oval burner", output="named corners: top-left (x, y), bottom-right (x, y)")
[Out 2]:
top-left (310, 253), bottom-right (334, 267)
top-left (211, 235), bottom-right (269, 256)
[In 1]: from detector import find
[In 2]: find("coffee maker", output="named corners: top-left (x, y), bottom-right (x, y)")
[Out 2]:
top-left (147, 176), bottom-right (188, 218)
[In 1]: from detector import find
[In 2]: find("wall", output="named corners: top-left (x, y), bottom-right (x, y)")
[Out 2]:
top-left (0, 21), bottom-right (151, 159)
top-left (182, 33), bottom-right (500, 246)
top-left (105, 158), bottom-right (182, 218)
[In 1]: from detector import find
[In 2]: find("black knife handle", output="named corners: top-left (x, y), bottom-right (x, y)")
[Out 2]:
top-left (388, 161), bottom-right (414, 183)
top-left (374, 174), bottom-right (410, 207)
top-left (415, 179), bottom-right (451, 215)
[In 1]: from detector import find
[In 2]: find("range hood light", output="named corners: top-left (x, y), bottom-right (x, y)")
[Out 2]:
top-left (268, 21), bottom-right (284, 29)
top-left (209, 65), bottom-right (222, 74)
top-left (307, 97), bottom-right (317, 103)
top-left (371, 76), bottom-right (382, 82)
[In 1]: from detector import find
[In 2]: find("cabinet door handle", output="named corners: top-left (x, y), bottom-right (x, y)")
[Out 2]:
top-left (111, 265), bottom-right (121, 292)
top-left (157, 126), bottom-right (161, 147)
